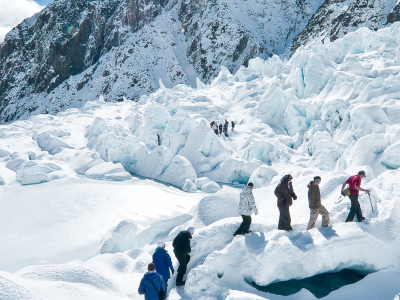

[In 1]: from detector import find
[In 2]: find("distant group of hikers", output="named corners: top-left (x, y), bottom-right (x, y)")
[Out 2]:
top-left (210, 119), bottom-right (235, 137)
top-left (234, 170), bottom-right (370, 235)
top-left (138, 170), bottom-right (370, 299)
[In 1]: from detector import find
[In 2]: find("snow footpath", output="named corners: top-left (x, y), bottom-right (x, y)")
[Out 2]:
top-left (1, 23), bottom-right (400, 299)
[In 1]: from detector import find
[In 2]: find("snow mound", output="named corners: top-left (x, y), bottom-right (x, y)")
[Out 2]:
top-left (195, 177), bottom-right (210, 189)
top-left (85, 162), bottom-right (132, 181)
top-left (17, 264), bottom-right (118, 292)
top-left (16, 161), bottom-right (76, 185)
top-left (185, 224), bottom-right (393, 298)
top-left (100, 220), bottom-right (138, 254)
top-left (68, 152), bottom-right (104, 174)
top-left (194, 189), bottom-right (240, 226)
top-left (249, 165), bottom-right (279, 188)
top-left (201, 181), bottom-right (222, 193)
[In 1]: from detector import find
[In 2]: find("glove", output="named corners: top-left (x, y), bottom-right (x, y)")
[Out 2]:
top-left (171, 269), bottom-right (174, 275)
top-left (341, 190), bottom-right (345, 196)
top-left (292, 194), bottom-right (297, 200)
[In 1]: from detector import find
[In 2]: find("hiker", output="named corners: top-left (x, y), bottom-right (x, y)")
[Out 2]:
top-left (275, 174), bottom-right (297, 231)
top-left (212, 122), bottom-right (218, 135)
top-left (219, 123), bottom-right (223, 135)
top-left (233, 182), bottom-right (258, 237)
top-left (341, 170), bottom-right (370, 222)
top-left (306, 176), bottom-right (330, 230)
top-left (172, 227), bottom-right (194, 286)
top-left (152, 241), bottom-right (174, 298)
top-left (231, 120), bottom-right (235, 132)
top-left (157, 134), bottom-right (161, 146)
top-left (223, 120), bottom-right (229, 137)
top-left (138, 263), bottom-right (167, 300)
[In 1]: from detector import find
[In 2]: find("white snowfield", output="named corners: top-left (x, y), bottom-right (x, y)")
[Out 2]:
top-left (1, 24), bottom-right (400, 299)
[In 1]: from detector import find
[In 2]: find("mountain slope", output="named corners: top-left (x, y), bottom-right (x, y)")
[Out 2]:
top-left (0, 0), bottom-right (321, 123)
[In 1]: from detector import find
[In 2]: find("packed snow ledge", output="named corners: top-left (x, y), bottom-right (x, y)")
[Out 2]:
top-left (1, 23), bottom-right (400, 299)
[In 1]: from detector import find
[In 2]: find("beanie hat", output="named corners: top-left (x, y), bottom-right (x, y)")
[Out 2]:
top-left (358, 170), bottom-right (366, 176)
top-left (187, 227), bottom-right (195, 234)
top-left (314, 176), bottom-right (321, 183)
top-left (157, 241), bottom-right (165, 247)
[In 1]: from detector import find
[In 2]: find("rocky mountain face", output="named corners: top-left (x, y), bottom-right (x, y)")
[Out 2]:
top-left (290, 0), bottom-right (400, 53)
top-left (1, 0), bottom-right (400, 123)
top-left (0, 0), bottom-right (321, 122)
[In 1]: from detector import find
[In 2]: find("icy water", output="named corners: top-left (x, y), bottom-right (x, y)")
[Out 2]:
top-left (247, 269), bottom-right (373, 298)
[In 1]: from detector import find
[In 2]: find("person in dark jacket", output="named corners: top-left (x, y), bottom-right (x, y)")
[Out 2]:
top-left (275, 174), bottom-right (297, 231)
top-left (157, 134), bottom-right (161, 146)
top-left (306, 176), bottom-right (330, 230)
top-left (153, 241), bottom-right (174, 282)
top-left (223, 120), bottom-right (229, 137)
top-left (231, 121), bottom-right (235, 132)
top-left (172, 227), bottom-right (194, 286)
top-left (219, 123), bottom-right (223, 135)
top-left (138, 263), bottom-right (166, 300)
top-left (341, 170), bottom-right (370, 222)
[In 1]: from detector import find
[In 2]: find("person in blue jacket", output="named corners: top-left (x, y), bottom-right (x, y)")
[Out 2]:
top-left (138, 263), bottom-right (166, 300)
top-left (153, 241), bottom-right (174, 285)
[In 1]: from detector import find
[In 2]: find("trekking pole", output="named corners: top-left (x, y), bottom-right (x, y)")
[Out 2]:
top-left (368, 193), bottom-right (374, 213)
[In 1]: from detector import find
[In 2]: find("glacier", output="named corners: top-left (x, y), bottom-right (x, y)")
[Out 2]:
top-left (0, 23), bottom-right (400, 299)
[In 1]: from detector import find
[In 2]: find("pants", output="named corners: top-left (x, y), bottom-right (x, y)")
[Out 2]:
top-left (175, 252), bottom-right (190, 284)
top-left (346, 195), bottom-right (363, 222)
top-left (214, 129), bottom-right (218, 135)
top-left (278, 205), bottom-right (292, 231)
top-left (234, 215), bottom-right (252, 236)
top-left (306, 205), bottom-right (330, 230)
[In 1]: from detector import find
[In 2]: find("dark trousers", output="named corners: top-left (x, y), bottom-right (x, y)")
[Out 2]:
top-left (175, 252), bottom-right (190, 284)
top-left (278, 205), bottom-right (292, 231)
top-left (346, 195), bottom-right (363, 222)
top-left (234, 215), bottom-right (252, 236)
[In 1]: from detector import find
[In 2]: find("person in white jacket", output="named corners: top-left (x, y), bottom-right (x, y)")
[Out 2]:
top-left (233, 182), bottom-right (258, 236)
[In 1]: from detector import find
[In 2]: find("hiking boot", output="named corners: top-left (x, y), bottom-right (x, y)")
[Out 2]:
top-left (176, 281), bottom-right (186, 286)
top-left (359, 217), bottom-right (365, 222)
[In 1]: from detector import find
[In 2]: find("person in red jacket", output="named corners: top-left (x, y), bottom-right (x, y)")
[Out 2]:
top-left (341, 170), bottom-right (370, 222)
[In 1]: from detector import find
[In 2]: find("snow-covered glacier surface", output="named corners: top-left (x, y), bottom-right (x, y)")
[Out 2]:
top-left (1, 24), bottom-right (400, 299)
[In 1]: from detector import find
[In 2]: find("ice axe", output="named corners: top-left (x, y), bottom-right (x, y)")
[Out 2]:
top-left (368, 192), bottom-right (374, 213)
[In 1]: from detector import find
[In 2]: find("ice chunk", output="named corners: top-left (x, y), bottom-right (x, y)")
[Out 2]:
top-left (16, 161), bottom-right (76, 185)
top-left (249, 165), bottom-right (279, 188)
top-left (203, 158), bottom-right (260, 184)
top-left (350, 104), bottom-right (391, 139)
top-left (5, 156), bottom-right (28, 171)
top-left (0, 149), bottom-right (11, 158)
top-left (182, 179), bottom-right (197, 192)
top-left (179, 120), bottom-right (231, 174)
top-left (100, 220), bottom-right (137, 254)
top-left (201, 181), bottom-right (221, 193)
top-left (158, 155), bottom-right (197, 188)
top-left (68, 152), bottom-right (104, 174)
top-left (235, 66), bottom-right (259, 82)
top-left (244, 140), bottom-right (275, 164)
top-left (85, 162), bottom-right (131, 181)
top-left (36, 132), bottom-right (72, 155)
top-left (195, 177), bottom-right (210, 189)
top-left (382, 141), bottom-right (400, 169)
